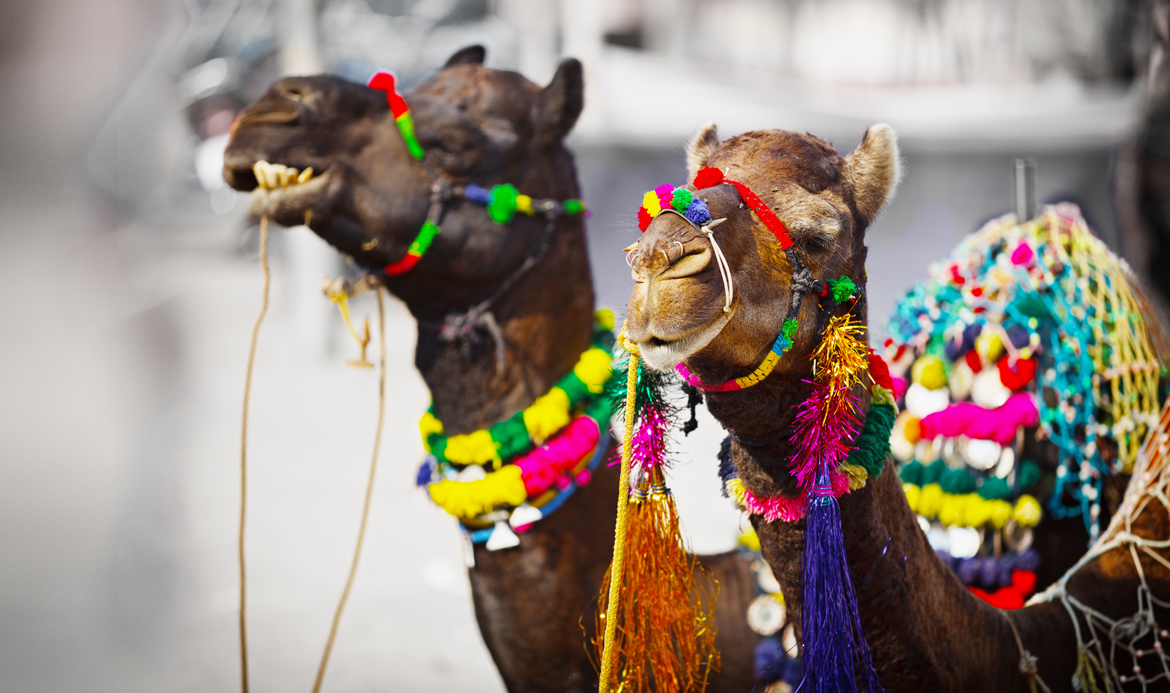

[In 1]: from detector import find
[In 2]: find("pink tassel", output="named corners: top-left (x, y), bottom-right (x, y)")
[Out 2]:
top-left (790, 383), bottom-right (862, 491)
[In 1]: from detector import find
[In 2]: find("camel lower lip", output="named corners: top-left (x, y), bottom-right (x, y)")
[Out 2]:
top-left (249, 170), bottom-right (329, 213)
top-left (636, 311), bottom-right (734, 370)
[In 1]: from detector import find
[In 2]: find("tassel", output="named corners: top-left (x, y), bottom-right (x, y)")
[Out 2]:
top-left (802, 473), bottom-right (882, 693)
top-left (795, 314), bottom-right (884, 692)
top-left (595, 357), bottom-right (720, 692)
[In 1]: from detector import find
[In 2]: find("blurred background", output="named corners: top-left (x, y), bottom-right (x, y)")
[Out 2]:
top-left (2, 0), bottom-right (1168, 690)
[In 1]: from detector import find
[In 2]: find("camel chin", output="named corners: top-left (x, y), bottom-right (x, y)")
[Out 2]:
top-left (637, 309), bottom-right (733, 370)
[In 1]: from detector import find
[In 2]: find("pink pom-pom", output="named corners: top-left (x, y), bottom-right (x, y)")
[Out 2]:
top-left (1010, 242), bottom-right (1035, 266)
top-left (576, 469), bottom-right (592, 486)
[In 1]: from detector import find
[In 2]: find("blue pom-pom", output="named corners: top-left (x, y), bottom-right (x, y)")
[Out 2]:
top-left (684, 198), bottom-right (711, 225)
top-left (752, 637), bottom-right (787, 682)
top-left (978, 557), bottom-right (999, 589)
top-left (464, 184), bottom-right (491, 205)
top-left (416, 457), bottom-right (438, 486)
top-left (1015, 548), bottom-right (1041, 572)
top-left (956, 557), bottom-right (979, 585)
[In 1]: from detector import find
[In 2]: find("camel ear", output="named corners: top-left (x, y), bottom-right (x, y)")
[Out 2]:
top-left (533, 59), bottom-right (584, 146)
top-left (445, 45), bottom-right (486, 68)
top-left (844, 123), bottom-right (901, 226)
top-left (687, 121), bottom-right (720, 181)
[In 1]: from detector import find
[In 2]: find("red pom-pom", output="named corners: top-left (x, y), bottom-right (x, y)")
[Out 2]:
top-left (693, 166), bottom-right (724, 189)
top-left (1011, 569), bottom-right (1037, 597)
top-left (964, 349), bottom-right (983, 374)
top-left (997, 356), bottom-right (1036, 391)
top-left (868, 351), bottom-right (894, 391)
top-left (985, 587), bottom-right (1025, 610)
top-left (637, 207), bottom-right (652, 232)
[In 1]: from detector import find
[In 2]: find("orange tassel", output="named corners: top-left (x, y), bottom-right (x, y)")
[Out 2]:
top-left (593, 467), bottom-right (720, 692)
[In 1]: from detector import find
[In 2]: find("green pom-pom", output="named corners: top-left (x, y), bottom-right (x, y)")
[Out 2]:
top-left (940, 467), bottom-right (976, 495)
top-left (488, 184), bottom-right (520, 224)
top-left (493, 415), bottom-right (531, 460)
top-left (921, 460), bottom-right (946, 485)
top-left (828, 275), bottom-right (858, 303)
top-left (977, 476), bottom-right (1011, 500)
top-left (900, 460), bottom-right (924, 486)
top-left (671, 189), bottom-right (692, 213)
top-left (557, 372), bottom-right (590, 407)
top-left (563, 198), bottom-right (585, 215)
top-left (1017, 459), bottom-right (1041, 491)
top-left (849, 402), bottom-right (894, 478)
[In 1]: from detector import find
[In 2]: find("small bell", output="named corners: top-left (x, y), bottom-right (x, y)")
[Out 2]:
top-left (486, 521), bottom-right (521, 551)
top-left (509, 503), bottom-right (543, 528)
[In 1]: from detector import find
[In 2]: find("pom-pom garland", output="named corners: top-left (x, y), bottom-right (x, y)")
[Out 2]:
top-left (419, 315), bottom-right (621, 542)
top-left (885, 204), bottom-right (1162, 543)
top-left (637, 184), bottom-right (711, 232)
top-left (423, 321), bottom-right (614, 466)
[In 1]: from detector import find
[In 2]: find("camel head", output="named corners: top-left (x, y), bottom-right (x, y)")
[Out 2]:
top-left (222, 46), bottom-right (585, 304)
top-left (625, 124), bottom-right (901, 391)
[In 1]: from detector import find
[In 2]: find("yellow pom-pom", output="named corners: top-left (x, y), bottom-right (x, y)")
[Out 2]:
top-left (738, 526), bottom-right (760, 551)
top-left (427, 465), bottom-right (527, 519)
top-left (937, 493), bottom-right (966, 527)
top-left (903, 483), bottom-right (921, 513)
top-left (989, 500), bottom-right (1013, 529)
top-left (976, 331), bottom-right (1003, 363)
top-left (871, 384), bottom-right (898, 410)
top-left (911, 355), bottom-right (947, 391)
top-left (642, 191), bottom-right (662, 217)
top-left (515, 194), bottom-right (534, 215)
top-left (726, 478), bottom-right (747, 508)
top-left (523, 387), bottom-right (572, 442)
top-left (574, 347), bottom-right (613, 393)
top-left (1014, 494), bottom-right (1042, 527)
top-left (903, 415), bottom-right (922, 444)
top-left (444, 429), bottom-right (501, 466)
top-left (840, 463), bottom-right (868, 491)
top-left (918, 483), bottom-right (945, 519)
top-left (595, 308), bottom-right (615, 331)
top-left (965, 497), bottom-right (993, 527)
top-left (419, 410), bottom-right (444, 451)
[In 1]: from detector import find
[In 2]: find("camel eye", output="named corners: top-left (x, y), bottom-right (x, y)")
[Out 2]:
top-left (284, 86), bottom-right (305, 100)
top-left (804, 234), bottom-right (833, 253)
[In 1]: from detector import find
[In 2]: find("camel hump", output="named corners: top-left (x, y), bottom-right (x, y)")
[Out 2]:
top-left (444, 45), bottom-right (486, 68)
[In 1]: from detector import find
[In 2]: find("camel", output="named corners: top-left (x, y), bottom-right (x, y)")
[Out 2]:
top-left (222, 47), bottom-right (759, 692)
top-left (623, 122), bottom-right (1170, 691)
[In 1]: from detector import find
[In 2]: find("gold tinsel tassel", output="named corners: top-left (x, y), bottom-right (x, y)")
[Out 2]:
top-left (594, 342), bottom-right (719, 693)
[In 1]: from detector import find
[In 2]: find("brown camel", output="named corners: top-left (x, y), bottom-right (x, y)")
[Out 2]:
top-left (222, 47), bottom-right (759, 692)
top-left (624, 122), bottom-right (1170, 691)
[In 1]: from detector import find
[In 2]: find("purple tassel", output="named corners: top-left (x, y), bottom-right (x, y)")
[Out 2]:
top-left (801, 471), bottom-right (883, 693)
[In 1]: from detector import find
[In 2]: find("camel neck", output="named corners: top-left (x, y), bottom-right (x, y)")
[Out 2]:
top-left (711, 353), bottom-right (1076, 691)
top-left (407, 215), bottom-right (596, 435)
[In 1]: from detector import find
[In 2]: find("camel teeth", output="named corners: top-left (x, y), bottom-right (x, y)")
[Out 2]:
top-left (252, 160), bottom-right (315, 190)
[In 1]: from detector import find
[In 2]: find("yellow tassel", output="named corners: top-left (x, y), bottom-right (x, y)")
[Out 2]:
top-left (523, 387), bottom-right (572, 442)
top-left (427, 466), bottom-right (526, 519)
top-left (726, 478), bottom-right (748, 509)
top-left (840, 463), bottom-right (868, 491)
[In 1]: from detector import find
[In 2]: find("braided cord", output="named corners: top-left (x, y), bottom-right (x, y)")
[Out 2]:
top-left (598, 343), bottom-right (640, 693)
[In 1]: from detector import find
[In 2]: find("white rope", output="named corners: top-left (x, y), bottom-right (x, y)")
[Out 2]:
top-left (1028, 400), bottom-right (1170, 691)
top-left (700, 217), bottom-right (734, 313)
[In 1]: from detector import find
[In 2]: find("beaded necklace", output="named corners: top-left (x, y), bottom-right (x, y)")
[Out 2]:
top-left (366, 72), bottom-right (586, 276)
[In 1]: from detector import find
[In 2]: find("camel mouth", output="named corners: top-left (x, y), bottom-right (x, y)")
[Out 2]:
top-left (636, 310), bottom-right (734, 370)
top-left (240, 161), bottom-right (331, 217)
